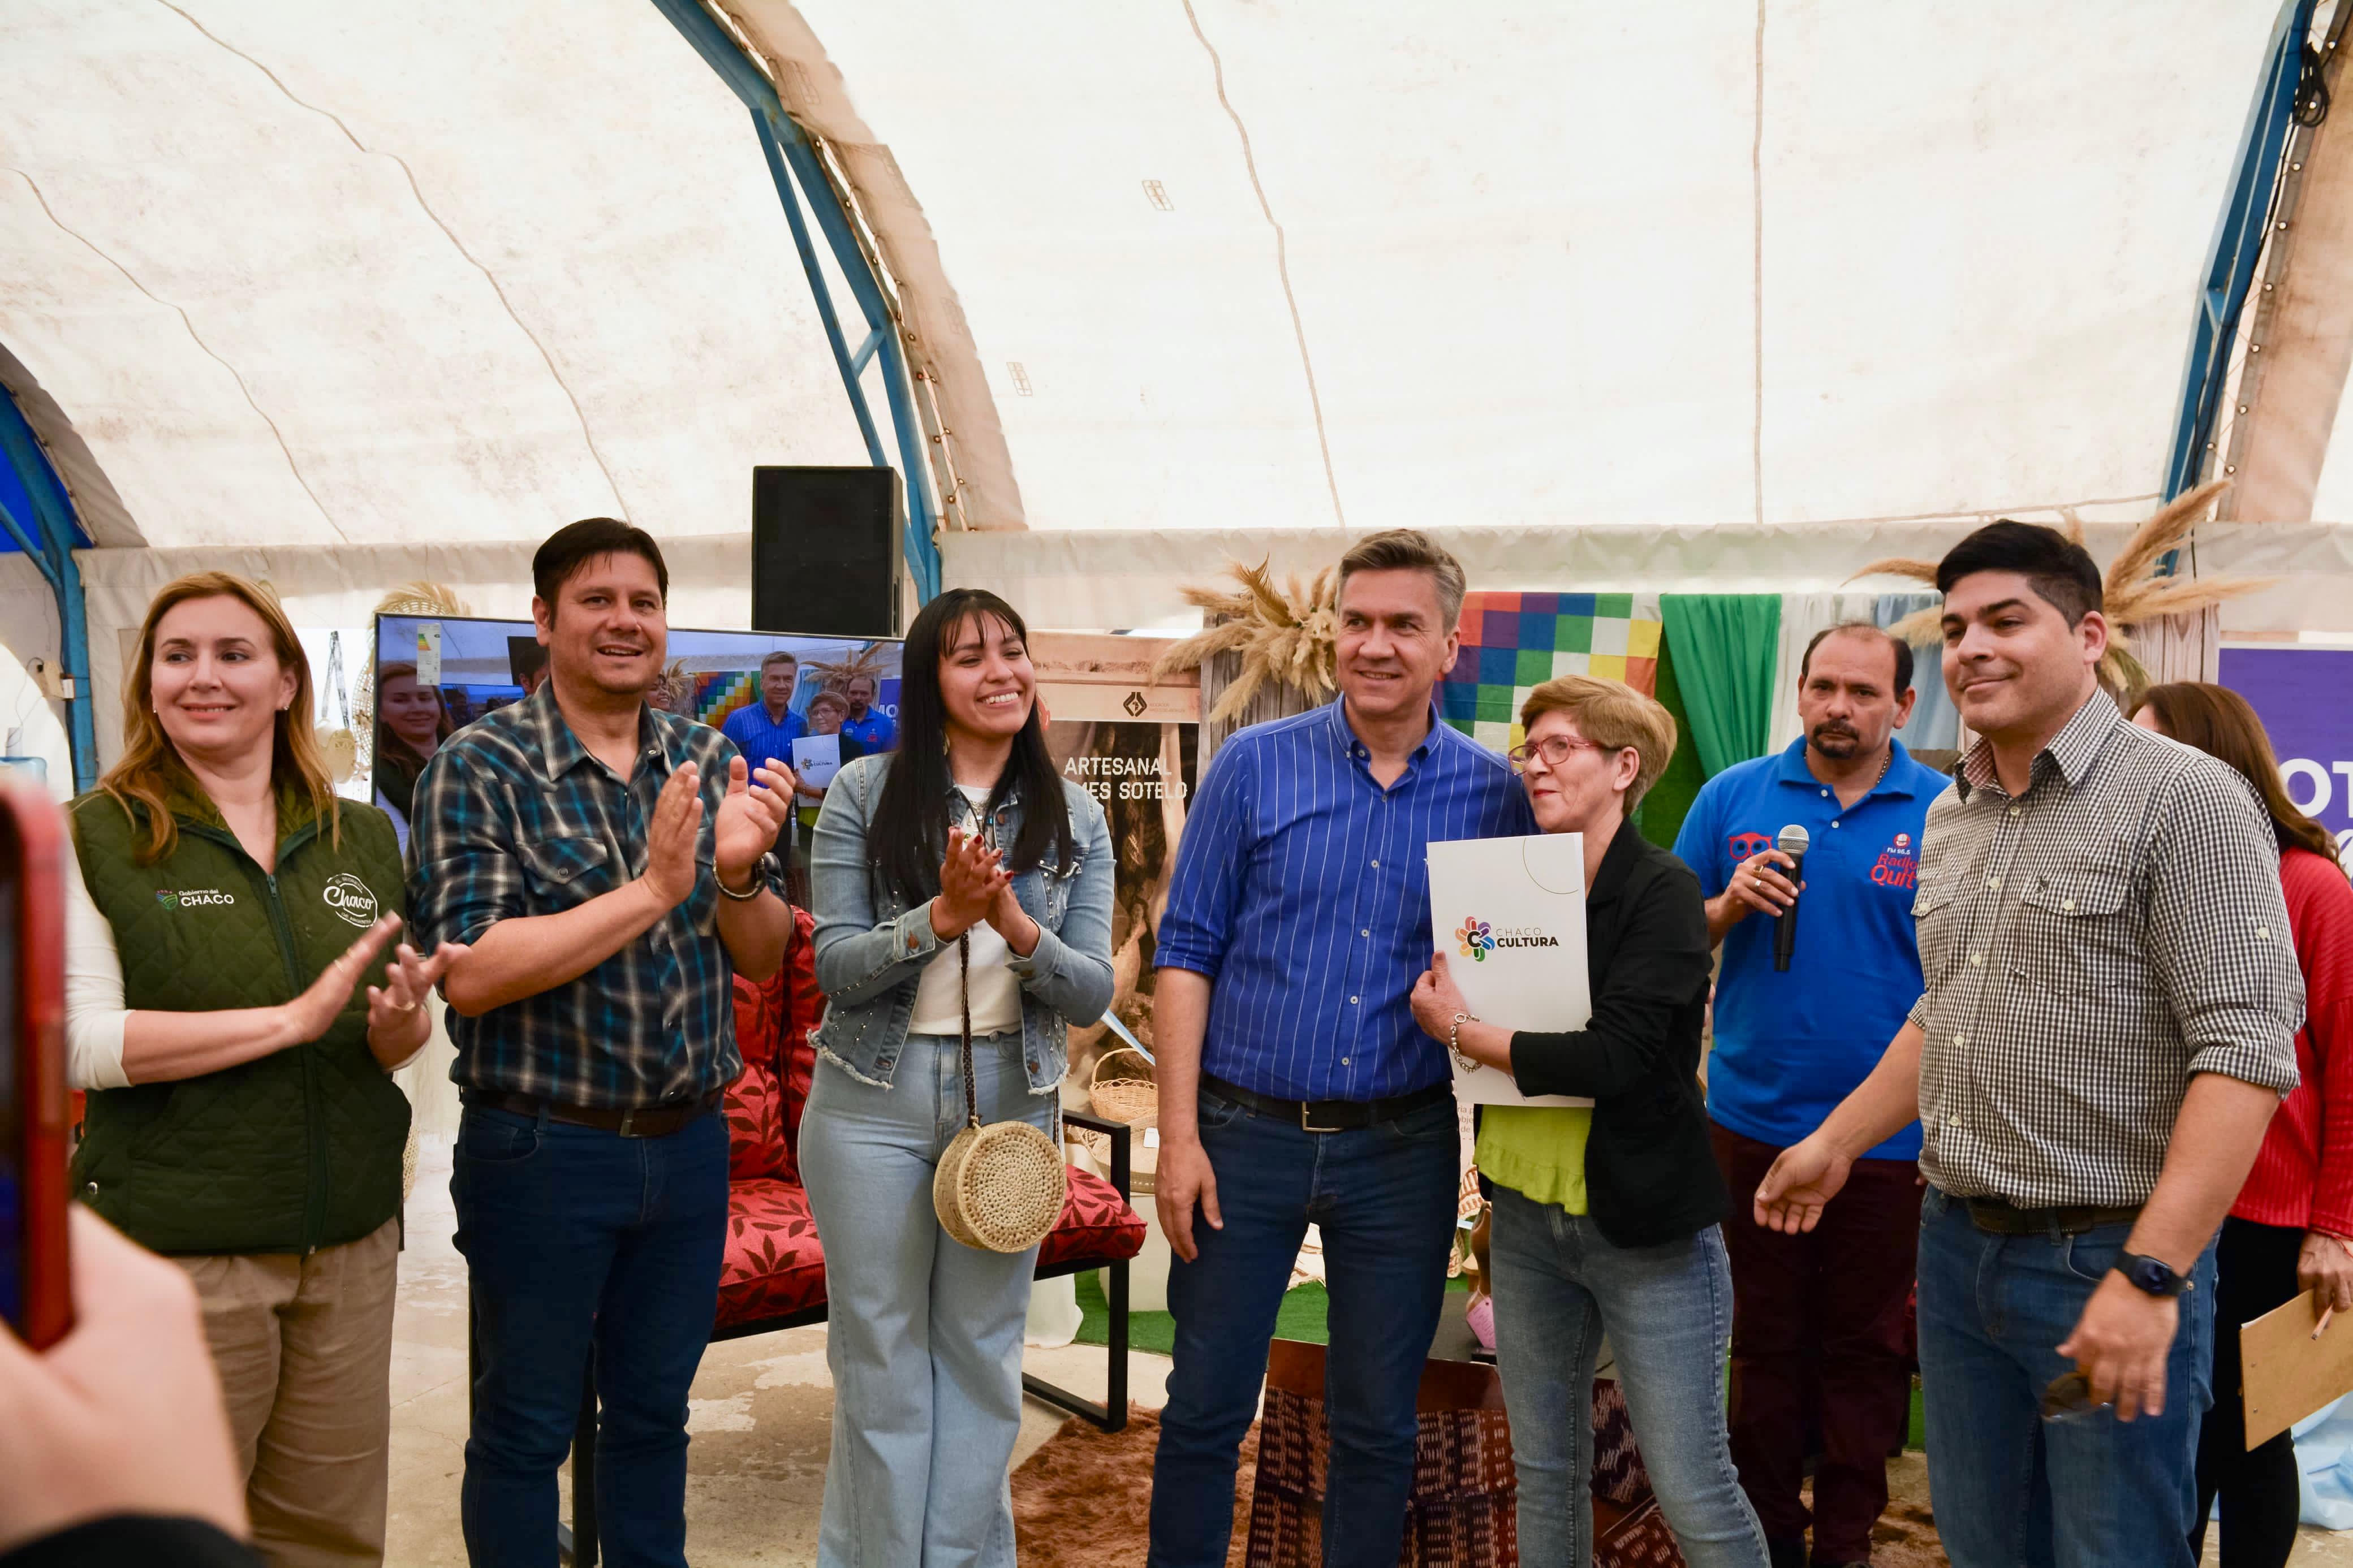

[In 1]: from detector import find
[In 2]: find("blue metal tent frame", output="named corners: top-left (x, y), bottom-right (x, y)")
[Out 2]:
top-left (2161, 0), bottom-right (2317, 535)
top-left (650, 0), bottom-right (943, 606)
top-left (0, 386), bottom-right (95, 791)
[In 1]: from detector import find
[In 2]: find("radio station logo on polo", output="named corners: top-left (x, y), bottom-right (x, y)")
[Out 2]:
top-left (324, 872), bottom-right (381, 928)
top-left (1869, 831), bottom-right (1917, 890)
top-left (1455, 915), bottom-right (1559, 962)
top-left (156, 887), bottom-right (235, 909)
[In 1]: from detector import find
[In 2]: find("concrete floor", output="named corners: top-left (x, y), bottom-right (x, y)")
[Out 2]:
top-left (384, 1134), bottom-right (1168, 1565)
top-left (383, 1133), bottom-right (2353, 1566)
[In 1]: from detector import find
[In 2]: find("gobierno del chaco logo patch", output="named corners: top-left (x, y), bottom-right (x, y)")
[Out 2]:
top-left (322, 872), bottom-right (380, 928)
top-left (155, 887), bottom-right (235, 909)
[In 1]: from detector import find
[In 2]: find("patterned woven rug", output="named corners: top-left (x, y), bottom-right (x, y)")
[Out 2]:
top-left (1008, 1406), bottom-right (1950, 1567)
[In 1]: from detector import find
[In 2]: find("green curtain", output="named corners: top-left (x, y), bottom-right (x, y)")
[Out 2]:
top-left (1658, 594), bottom-right (1782, 779)
top-left (1635, 632), bottom-right (1706, 850)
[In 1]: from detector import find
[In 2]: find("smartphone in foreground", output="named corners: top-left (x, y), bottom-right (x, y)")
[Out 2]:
top-left (1, 779), bottom-right (71, 1347)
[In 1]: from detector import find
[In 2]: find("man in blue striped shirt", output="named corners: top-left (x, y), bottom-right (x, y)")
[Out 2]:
top-left (1148, 530), bottom-right (1535, 1567)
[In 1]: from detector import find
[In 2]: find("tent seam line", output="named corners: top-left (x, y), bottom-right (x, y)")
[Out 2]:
top-left (151, 0), bottom-right (632, 524)
top-left (1180, 0), bottom-right (1347, 530)
top-left (1752, 0), bottom-right (1765, 528)
top-left (1, 165), bottom-right (348, 543)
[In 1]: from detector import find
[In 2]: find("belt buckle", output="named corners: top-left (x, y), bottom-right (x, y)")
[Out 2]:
top-left (1299, 1102), bottom-right (1343, 1134)
top-left (618, 1109), bottom-right (643, 1139)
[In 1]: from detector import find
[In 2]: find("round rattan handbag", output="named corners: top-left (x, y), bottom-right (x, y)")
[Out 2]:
top-left (933, 931), bottom-right (1068, 1252)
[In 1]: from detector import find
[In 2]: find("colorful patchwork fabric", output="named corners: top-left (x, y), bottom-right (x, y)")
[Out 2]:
top-left (1441, 591), bottom-right (1664, 752)
top-left (693, 670), bottom-right (759, 727)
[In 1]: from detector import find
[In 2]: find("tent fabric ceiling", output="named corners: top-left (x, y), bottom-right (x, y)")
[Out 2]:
top-left (0, 0), bottom-right (2333, 561)
top-left (778, 0), bottom-right (2283, 532)
top-left (0, 0), bottom-right (869, 553)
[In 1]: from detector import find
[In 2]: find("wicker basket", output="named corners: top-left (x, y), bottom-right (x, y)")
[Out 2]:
top-left (934, 1119), bottom-right (1069, 1253)
top-left (1088, 1045), bottom-right (1160, 1128)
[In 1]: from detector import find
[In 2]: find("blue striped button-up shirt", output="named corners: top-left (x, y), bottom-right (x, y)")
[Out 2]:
top-left (407, 682), bottom-right (775, 1109)
top-left (1157, 700), bottom-right (1535, 1100)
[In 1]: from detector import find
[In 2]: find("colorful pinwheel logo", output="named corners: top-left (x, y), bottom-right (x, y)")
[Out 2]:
top-left (1455, 917), bottom-right (1494, 962)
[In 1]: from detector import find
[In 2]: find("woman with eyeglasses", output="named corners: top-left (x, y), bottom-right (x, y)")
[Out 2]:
top-left (1411, 676), bottom-right (1767, 1568)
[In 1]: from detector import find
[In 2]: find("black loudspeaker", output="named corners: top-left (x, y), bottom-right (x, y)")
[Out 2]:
top-left (751, 465), bottom-right (903, 637)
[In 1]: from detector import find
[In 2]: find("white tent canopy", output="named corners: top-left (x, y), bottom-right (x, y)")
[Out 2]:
top-left (7, 0), bottom-right (2353, 762)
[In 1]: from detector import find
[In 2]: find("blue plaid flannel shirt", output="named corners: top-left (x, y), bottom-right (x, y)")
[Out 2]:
top-left (406, 681), bottom-right (777, 1109)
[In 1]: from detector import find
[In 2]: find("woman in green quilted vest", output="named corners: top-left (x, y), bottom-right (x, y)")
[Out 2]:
top-left (61, 571), bottom-right (465, 1568)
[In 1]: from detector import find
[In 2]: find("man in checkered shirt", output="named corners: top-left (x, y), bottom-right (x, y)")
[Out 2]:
top-left (410, 518), bottom-right (798, 1565)
top-left (1756, 521), bottom-right (2302, 1568)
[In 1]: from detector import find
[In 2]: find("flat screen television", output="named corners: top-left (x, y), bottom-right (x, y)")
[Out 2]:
top-left (368, 614), bottom-right (903, 855)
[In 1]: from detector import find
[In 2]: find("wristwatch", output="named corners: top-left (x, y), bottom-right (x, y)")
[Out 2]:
top-left (2114, 1251), bottom-right (2193, 1299)
top-left (718, 851), bottom-right (781, 902)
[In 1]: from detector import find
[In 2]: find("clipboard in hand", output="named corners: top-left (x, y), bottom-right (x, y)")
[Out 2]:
top-left (2242, 1286), bottom-right (2353, 1448)
top-left (1425, 833), bottom-right (1592, 1108)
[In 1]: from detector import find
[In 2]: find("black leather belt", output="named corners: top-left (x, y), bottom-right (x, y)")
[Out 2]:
top-left (1201, 1074), bottom-right (1453, 1134)
top-left (1963, 1195), bottom-right (2143, 1237)
top-left (462, 1087), bottom-right (723, 1139)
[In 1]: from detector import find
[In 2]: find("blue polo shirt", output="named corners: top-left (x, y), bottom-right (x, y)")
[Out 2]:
top-left (1672, 738), bottom-right (1942, 1160)
top-left (719, 702), bottom-right (804, 767)
top-left (840, 708), bottom-right (897, 751)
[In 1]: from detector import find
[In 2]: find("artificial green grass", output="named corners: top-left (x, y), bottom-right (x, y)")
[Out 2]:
top-left (1069, 1271), bottom-right (1929, 1453)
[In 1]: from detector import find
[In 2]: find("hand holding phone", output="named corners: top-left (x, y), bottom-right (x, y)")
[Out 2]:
top-left (0, 1208), bottom-right (248, 1554)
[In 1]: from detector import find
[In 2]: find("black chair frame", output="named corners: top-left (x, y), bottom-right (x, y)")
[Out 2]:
top-left (466, 1112), bottom-right (1135, 1566)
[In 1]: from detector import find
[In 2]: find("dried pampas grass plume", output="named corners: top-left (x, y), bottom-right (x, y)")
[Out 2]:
top-left (1150, 558), bottom-right (1338, 724)
top-left (1848, 481), bottom-right (2269, 699)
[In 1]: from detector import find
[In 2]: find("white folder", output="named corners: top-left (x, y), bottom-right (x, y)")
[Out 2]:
top-left (1425, 833), bottom-right (1593, 1107)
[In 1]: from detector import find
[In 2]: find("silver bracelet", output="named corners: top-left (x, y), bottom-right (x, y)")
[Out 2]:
top-left (1450, 1010), bottom-right (1482, 1073)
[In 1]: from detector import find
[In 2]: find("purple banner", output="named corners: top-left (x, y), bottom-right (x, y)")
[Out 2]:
top-left (2218, 645), bottom-right (2353, 857)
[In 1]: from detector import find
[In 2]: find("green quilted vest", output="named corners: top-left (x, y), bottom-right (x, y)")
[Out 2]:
top-left (68, 784), bottom-right (412, 1255)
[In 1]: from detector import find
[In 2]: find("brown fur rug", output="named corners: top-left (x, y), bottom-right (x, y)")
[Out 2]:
top-left (1011, 1406), bottom-right (1255, 1567)
top-left (1008, 1407), bottom-right (1947, 1567)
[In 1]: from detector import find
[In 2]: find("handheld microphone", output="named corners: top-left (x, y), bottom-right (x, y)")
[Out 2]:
top-left (1772, 823), bottom-right (1809, 973)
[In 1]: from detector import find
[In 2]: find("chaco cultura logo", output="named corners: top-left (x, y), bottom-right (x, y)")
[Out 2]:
top-left (322, 872), bottom-right (380, 928)
top-left (1455, 918), bottom-right (1495, 961)
top-left (1458, 914), bottom-right (1561, 958)
top-left (156, 887), bottom-right (235, 909)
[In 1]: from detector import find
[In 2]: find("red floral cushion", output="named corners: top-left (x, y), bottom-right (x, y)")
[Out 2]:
top-left (725, 972), bottom-right (788, 1184)
top-left (777, 911), bottom-right (821, 1177)
top-left (1036, 1167), bottom-right (1148, 1271)
top-left (722, 910), bottom-right (820, 1185)
top-left (716, 1177), bottom-right (829, 1330)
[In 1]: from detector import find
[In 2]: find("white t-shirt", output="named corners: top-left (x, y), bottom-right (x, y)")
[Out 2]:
top-left (907, 785), bottom-right (1026, 1037)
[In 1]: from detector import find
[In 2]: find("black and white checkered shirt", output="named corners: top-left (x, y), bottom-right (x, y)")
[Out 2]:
top-left (1907, 690), bottom-right (2303, 1208)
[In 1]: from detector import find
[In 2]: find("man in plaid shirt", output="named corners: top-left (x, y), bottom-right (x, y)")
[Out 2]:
top-left (1757, 521), bottom-right (2302, 1568)
top-left (409, 518), bottom-right (796, 1566)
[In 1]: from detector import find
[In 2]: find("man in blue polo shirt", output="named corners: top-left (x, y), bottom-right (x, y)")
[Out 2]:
top-left (1148, 529), bottom-right (1533, 1568)
top-left (837, 671), bottom-right (897, 750)
top-left (1673, 623), bottom-right (1937, 1568)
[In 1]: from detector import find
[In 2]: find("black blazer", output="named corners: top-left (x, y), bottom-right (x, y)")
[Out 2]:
top-left (1506, 818), bottom-right (1728, 1249)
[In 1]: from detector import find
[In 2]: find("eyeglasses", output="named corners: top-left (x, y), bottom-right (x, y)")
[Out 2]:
top-left (2039, 1370), bottom-right (2109, 1426)
top-left (1507, 736), bottom-right (1615, 772)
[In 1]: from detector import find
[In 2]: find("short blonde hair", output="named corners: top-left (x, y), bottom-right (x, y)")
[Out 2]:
top-left (1519, 675), bottom-right (1678, 808)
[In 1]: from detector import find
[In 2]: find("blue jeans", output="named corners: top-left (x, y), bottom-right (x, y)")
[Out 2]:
top-left (797, 1032), bottom-right (1054, 1568)
top-left (1148, 1085), bottom-right (1460, 1567)
top-left (1916, 1185), bottom-right (2217, 1568)
top-left (452, 1104), bottom-right (729, 1568)
top-left (1486, 1185), bottom-right (1767, 1568)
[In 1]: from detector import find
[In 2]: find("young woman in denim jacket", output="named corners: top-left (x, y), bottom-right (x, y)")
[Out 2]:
top-left (801, 588), bottom-right (1115, 1568)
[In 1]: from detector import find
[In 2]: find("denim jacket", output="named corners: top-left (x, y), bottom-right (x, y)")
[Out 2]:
top-left (808, 751), bottom-right (1115, 1094)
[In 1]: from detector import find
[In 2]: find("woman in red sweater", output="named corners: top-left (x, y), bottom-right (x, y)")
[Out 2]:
top-left (2135, 682), bottom-right (2353, 1568)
